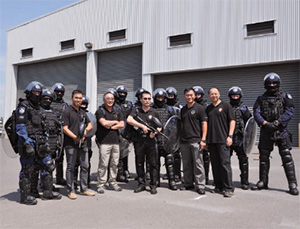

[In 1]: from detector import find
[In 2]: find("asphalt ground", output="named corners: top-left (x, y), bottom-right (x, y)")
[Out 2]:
top-left (0, 139), bottom-right (299, 229)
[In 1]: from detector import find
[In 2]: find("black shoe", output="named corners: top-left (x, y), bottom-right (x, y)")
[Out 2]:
top-left (20, 195), bottom-right (37, 205)
top-left (150, 187), bottom-right (157, 195)
top-left (180, 185), bottom-right (194, 191)
top-left (241, 184), bottom-right (249, 190)
top-left (162, 174), bottom-right (168, 180)
top-left (169, 181), bottom-right (178, 191)
top-left (42, 191), bottom-right (62, 200)
top-left (224, 191), bottom-right (234, 198)
top-left (117, 175), bottom-right (128, 183)
top-left (134, 186), bottom-right (146, 193)
top-left (289, 183), bottom-right (299, 196)
top-left (196, 188), bottom-right (205, 195)
top-left (211, 188), bottom-right (223, 194)
top-left (174, 175), bottom-right (181, 183)
top-left (52, 185), bottom-right (60, 192)
top-left (56, 178), bottom-right (67, 186)
top-left (145, 173), bottom-right (151, 181)
top-left (30, 189), bottom-right (40, 198)
top-left (251, 181), bottom-right (268, 190)
top-left (124, 170), bottom-right (131, 179)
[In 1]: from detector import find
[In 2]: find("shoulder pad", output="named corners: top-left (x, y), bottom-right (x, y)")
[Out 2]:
top-left (283, 92), bottom-right (294, 107)
top-left (17, 106), bottom-right (27, 115)
top-left (240, 105), bottom-right (247, 113)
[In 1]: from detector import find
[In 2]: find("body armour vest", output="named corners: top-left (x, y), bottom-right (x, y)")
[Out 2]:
top-left (117, 101), bottom-right (133, 119)
top-left (41, 108), bottom-right (61, 152)
top-left (153, 104), bottom-right (172, 147)
top-left (51, 100), bottom-right (67, 120)
top-left (260, 91), bottom-right (285, 122)
top-left (232, 104), bottom-right (246, 145)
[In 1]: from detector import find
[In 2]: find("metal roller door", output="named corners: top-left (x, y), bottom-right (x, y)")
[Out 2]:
top-left (154, 62), bottom-right (299, 146)
top-left (97, 46), bottom-right (142, 106)
top-left (17, 55), bottom-right (87, 105)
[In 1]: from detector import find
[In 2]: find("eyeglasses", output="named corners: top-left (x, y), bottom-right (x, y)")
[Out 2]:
top-left (143, 98), bottom-right (151, 100)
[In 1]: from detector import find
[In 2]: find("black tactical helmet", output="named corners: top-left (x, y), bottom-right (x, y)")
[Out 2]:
top-left (228, 86), bottom-right (243, 98)
top-left (82, 96), bottom-right (89, 105)
top-left (104, 88), bottom-right (118, 98)
top-left (24, 81), bottom-right (43, 94)
top-left (116, 85), bottom-right (128, 94)
top-left (51, 83), bottom-right (65, 93)
top-left (41, 89), bottom-right (55, 100)
top-left (135, 88), bottom-right (145, 99)
top-left (193, 86), bottom-right (204, 96)
top-left (264, 72), bottom-right (281, 90)
top-left (166, 87), bottom-right (177, 97)
top-left (153, 88), bottom-right (167, 98)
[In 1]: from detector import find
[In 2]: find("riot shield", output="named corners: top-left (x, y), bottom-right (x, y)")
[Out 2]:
top-left (163, 115), bottom-right (181, 154)
top-left (86, 112), bottom-right (97, 138)
top-left (0, 136), bottom-right (18, 158)
top-left (56, 127), bottom-right (64, 159)
top-left (243, 117), bottom-right (257, 154)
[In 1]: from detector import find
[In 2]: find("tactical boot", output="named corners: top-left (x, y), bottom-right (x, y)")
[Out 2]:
top-left (252, 160), bottom-right (269, 190)
top-left (289, 183), bottom-right (299, 196)
top-left (169, 180), bottom-right (178, 191)
top-left (239, 157), bottom-right (249, 190)
top-left (42, 174), bottom-right (62, 200)
top-left (251, 181), bottom-right (268, 190)
top-left (19, 179), bottom-right (37, 205)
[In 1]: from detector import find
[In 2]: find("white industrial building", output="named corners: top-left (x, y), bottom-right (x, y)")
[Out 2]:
top-left (4, 0), bottom-right (300, 146)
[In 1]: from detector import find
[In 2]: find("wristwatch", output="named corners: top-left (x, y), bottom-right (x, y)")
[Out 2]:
top-left (228, 135), bottom-right (233, 138)
top-left (201, 139), bottom-right (206, 143)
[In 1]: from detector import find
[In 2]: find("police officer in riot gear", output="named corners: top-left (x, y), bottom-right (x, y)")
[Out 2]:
top-left (51, 83), bottom-right (68, 185)
top-left (16, 81), bottom-right (43, 205)
top-left (228, 87), bottom-right (252, 190)
top-left (116, 85), bottom-right (133, 182)
top-left (152, 88), bottom-right (177, 190)
top-left (39, 89), bottom-right (62, 200)
top-left (193, 86), bottom-right (210, 185)
top-left (165, 87), bottom-right (182, 182)
top-left (252, 73), bottom-right (298, 195)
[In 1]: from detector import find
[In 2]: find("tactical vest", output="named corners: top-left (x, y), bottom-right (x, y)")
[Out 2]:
top-left (232, 104), bottom-right (245, 145)
top-left (118, 101), bottom-right (133, 119)
top-left (153, 104), bottom-right (171, 147)
top-left (51, 100), bottom-right (67, 120)
top-left (260, 92), bottom-right (285, 122)
top-left (41, 108), bottom-right (61, 152)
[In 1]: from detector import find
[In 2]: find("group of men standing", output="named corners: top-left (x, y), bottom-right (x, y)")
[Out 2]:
top-left (11, 71), bottom-right (298, 205)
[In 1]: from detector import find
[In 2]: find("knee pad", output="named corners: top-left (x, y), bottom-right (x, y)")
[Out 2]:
top-left (280, 150), bottom-right (293, 164)
top-left (165, 154), bottom-right (174, 166)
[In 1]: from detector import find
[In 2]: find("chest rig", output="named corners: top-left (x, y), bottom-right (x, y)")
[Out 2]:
top-left (232, 104), bottom-right (245, 145)
top-left (260, 92), bottom-right (285, 122)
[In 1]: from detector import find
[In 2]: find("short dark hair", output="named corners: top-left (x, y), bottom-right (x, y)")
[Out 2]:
top-left (141, 90), bottom-right (151, 98)
top-left (72, 89), bottom-right (83, 98)
top-left (208, 87), bottom-right (220, 94)
top-left (184, 87), bottom-right (195, 95)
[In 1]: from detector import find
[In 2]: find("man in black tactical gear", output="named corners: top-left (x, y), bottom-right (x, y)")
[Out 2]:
top-left (228, 87), bottom-right (252, 190)
top-left (193, 86), bottom-right (211, 185)
top-left (51, 83), bottom-right (68, 186)
top-left (39, 89), bottom-right (62, 200)
top-left (127, 90), bottom-right (159, 194)
top-left (116, 85), bottom-right (133, 182)
top-left (166, 87), bottom-right (182, 182)
top-left (252, 73), bottom-right (298, 195)
top-left (15, 81), bottom-right (43, 205)
top-left (152, 88), bottom-right (177, 190)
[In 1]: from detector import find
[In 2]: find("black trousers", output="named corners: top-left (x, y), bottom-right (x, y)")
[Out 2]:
top-left (134, 136), bottom-right (158, 187)
top-left (209, 143), bottom-right (234, 192)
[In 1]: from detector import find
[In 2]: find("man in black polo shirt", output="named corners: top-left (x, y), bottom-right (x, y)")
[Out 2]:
top-left (95, 91), bottom-right (124, 194)
top-left (206, 87), bottom-right (236, 198)
top-left (127, 90), bottom-right (159, 194)
top-left (180, 88), bottom-right (207, 195)
top-left (62, 89), bottom-right (95, 200)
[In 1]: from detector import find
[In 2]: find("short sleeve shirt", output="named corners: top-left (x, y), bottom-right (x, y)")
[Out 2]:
top-left (180, 102), bottom-right (207, 143)
top-left (95, 105), bottom-right (123, 144)
top-left (62, 105), bottom-right (90, 147)
top-left (206, 101), bottom-right (235, 144)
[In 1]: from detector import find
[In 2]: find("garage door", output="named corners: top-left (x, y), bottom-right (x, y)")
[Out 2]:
top-left (17, 55), bottom-right (87, 105)
top-left (154, 62), bottom-right (299, 146)
top-left (97, 46), bottom-right (142, 106)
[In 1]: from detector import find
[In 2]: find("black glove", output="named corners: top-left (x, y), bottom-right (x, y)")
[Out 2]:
top-left (25, 144), bottom-right (35, 157)
top-left (264, 122), bottom-right (278, 132)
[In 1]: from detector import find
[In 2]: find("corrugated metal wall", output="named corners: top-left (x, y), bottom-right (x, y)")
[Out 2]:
top-left (154, 62), bottom-right (299, 146)
top-left (17, 55), bottom-right (87, 105)
top-left (97, 46), bottom-right (142, 106)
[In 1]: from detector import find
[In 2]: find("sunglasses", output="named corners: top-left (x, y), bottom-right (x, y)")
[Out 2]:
top-left (143, 98), bottom-right (151, 100)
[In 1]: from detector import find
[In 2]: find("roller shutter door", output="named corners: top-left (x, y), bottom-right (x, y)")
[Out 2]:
top-left (17, 55), bottom-right (87, 105)
top-left (97, 46), bottom-right (142, 106)
top-left (154, 62), bottom-right (299, 146)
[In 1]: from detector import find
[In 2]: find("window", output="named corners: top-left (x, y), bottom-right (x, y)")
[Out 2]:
top-left (109, 29), bottom-right (126, 41)
top-left (61, 39), bottom-right (75, 50)
top-left (21, 48), bottom-right (33, 58)
top-left (246, 20), bottom-right (275, 37)
top-left (169, 33), bottom-right (192, 47)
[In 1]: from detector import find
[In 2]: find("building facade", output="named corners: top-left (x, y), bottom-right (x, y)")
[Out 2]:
top-left (4, 0), bottom-right (300, 145)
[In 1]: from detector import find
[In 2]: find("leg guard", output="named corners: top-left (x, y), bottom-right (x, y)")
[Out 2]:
top-left (252, 150), bottom-right (270, 190)
top-left (19, 163), bottom-right (37, 205)
top-left (117, 158), bottom-right (128, 182)
top-left (173, 151), bottom-right (181, 182)
top-left (280, 149), bottom-right (298, 195)
top-left (165, 154), bottom-right (177, 190)
top-left (30, 164), bottom-right (40, 198)
top-left (238, 154), bottom-right (249, 189)
top-left (42, 174), bottom-right (62, 200)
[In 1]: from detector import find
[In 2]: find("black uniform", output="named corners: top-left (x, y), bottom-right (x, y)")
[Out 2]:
top-left (230, 101), bottom-right (251, 189)
top-left (129, 107), bottom-right (159, 190)
top-left (253, 90), bottom-right (298, 195)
